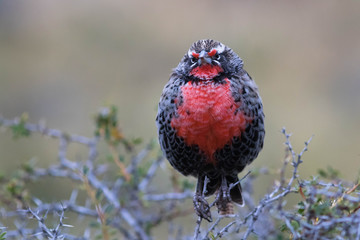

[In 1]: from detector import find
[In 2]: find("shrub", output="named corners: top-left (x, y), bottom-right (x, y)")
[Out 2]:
top-left (0, 107), bottom-right (359, 239)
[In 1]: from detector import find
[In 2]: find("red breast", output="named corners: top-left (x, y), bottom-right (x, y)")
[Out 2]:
top-left (171, 77), bottom-right (251, 164)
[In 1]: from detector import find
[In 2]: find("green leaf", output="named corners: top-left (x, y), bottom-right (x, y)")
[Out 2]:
top-left (297, 201), bottom-right (305, 215)
top-left (290, 220), bottom-right (300, 231)
top-left (95, 189), bottom-right (103, 201)
top-left (279, 223), bottom-right (288, 232)
top-left (83, 166), bottom-right (89, 175)
top-left (310, 176), bottom-right (319, 185)
top-left (0, 231), bottom-right (7, 240)
top-left (317, 166), bottom-right (340, 180)
top-left (318, 169), bottom-right (328, 178)
top-left (104, 204), bottom-right (114, 214)
top-left (6, 179), bottom-right (24, 196)
top-left (208, 231), bottom-right (215, 240)
top-left (11, 113), bottom-right (30, 139)
top-left (21, 158), bottom-right (37, 174)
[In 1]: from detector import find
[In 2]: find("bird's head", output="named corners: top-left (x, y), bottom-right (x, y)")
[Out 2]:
top-left (175, 39), bottom-right (244, 81)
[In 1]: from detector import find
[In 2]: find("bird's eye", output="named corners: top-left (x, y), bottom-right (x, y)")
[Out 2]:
top-left (215, 54), bottom-right (221, 61)
top-left (191, 52), bottom-right (199, 64)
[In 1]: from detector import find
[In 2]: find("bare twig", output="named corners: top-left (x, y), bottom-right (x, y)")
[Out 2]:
top-left (1, 116), bottom-right (359, 240)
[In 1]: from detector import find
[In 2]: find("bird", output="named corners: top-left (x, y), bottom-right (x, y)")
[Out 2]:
top-left (156, 39), bottom-right (265, 221)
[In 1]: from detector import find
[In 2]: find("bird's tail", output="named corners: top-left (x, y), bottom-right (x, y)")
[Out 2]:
top-left (206, 175), bottom-right (244, 215)
top-left (227, 175), bottom-right (244, 206)
top-left (217, 201), bottom-right (234, 215)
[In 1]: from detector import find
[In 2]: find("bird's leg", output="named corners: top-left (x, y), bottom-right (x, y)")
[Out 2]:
top-left (193, 175), bottom-right (212, 222)
top-left (220, 175), bottom-right (231, 201)
top-left (215, 175), bottom-right (233, 214)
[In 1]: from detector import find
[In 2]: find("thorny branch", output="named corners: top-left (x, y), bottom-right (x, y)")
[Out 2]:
top-left (191, 128), bottom-right (360, 240)
top-left (1, 115), bottom-right (360, 240)
top-left (0, 115), bottom-right (168, 239)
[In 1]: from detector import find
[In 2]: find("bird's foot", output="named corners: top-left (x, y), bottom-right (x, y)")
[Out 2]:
top-left (215, 177), bottom-right (233, 215)
top-left (222, 184), bottom-right (232, 201)
top-left (216, 177), bottom-right (232, 201)
top-left (193, 193), bottom-right (212, 222)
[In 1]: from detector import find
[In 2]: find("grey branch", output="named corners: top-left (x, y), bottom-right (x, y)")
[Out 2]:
top-left (1, 116), bottom-right (359, 240)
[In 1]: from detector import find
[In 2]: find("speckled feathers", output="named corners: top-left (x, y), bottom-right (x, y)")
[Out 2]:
top-left (156, 39), bottom-right (265, 214)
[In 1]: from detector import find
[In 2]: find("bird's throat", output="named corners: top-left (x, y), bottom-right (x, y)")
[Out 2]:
top-left (190, 64), bottom-right (223, 80)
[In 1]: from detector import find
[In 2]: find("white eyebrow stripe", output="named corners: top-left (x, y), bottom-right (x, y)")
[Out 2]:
top-left (213, 43), bottom-right (225, 53)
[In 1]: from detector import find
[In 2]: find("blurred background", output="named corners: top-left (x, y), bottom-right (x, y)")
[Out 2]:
top-left (1, 0), bottom-right (360, 210)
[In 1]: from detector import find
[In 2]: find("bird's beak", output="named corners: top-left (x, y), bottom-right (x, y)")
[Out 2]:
top-left (198, 50), bottom-right (212, 65)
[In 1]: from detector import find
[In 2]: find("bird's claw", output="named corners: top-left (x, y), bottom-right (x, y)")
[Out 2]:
top-left (193, 194), bottom-right (212, 222)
